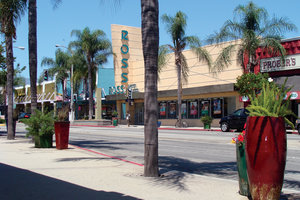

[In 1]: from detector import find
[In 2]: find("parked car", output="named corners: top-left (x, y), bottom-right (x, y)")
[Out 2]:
top-left (219, 108), bottom-right (249, 132)
top-left (18, 112), bottom-right (31, 120)
top-left (296, 119), bottom-right (300, 134)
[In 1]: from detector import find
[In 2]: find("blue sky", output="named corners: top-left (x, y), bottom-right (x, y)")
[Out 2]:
top-left (10, 0), bottom-right (300, 80)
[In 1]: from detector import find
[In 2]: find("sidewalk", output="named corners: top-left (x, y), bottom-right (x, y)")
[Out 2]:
top-left (0, 136), bottom-right (299, 200)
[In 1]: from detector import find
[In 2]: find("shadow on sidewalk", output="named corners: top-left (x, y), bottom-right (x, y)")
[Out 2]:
top-left (0, 163), bottom-right (140, 200)
top-left (157, 156), bottom-right (300, 192)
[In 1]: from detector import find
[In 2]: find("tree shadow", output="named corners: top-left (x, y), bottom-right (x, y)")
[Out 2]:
top-left (70, 140), bottom-right (142, 151)
top-left (157, 156), bottom-right (300, 192)
top-left (0, 162), bottom-right (140, 200)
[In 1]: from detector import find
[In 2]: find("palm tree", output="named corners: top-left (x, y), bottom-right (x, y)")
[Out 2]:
top-left (208, 1), bottom-right (297, 73)
top-left (161, 11), bottom-right (212, 127)
top-left (0, 0), bottom-right (27, 139)
top-left (28, 0), bottom-right (62, 115)
top-left (70, 27), bottom-right (111, 120)
top-left (141, 0), bottom-right (159, 177)
top-left (41, 49), bottom-right (71, 102)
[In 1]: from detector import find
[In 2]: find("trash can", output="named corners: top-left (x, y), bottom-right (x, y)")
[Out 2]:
top-left (112, 118), bottom-right (118, 126)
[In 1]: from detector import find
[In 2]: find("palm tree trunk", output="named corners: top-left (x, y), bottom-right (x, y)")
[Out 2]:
top-left (61, 80), bottom-right (65, 102)
top-left (141, 0), bottom-right (159, 177)
top-left (84, 78), bottom-right (88, 101)
top-left (87, 59), bottom-right (93, 120)
top-left (28, 0), bottom-right (38, 115)
top-left (176, 54), bottom-right (182, 127)
top-left (5, 34), bottom-right (15, 140)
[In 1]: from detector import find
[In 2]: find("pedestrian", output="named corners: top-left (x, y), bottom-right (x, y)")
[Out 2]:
top-left (126, 111), bottom-right (130, 127)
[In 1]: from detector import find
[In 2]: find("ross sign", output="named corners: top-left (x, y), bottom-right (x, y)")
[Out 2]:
top-left (121, 30), bottom-right (129, 83)
top-left (109, 85), bottom-right (126, 95)
top-left (260, 54), bottom-right (300, 72)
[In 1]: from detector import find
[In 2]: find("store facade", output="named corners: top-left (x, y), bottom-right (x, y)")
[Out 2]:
top-left (106, 24), bottom-right (244, 127)
top-left (255, 37), bottom-right (300, 121)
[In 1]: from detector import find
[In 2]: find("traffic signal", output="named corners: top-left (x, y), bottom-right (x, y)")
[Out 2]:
top-left (44, 70), bottom-right (48, 81)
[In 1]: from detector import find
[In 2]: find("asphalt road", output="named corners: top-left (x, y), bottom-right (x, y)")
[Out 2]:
top-left (10, 124), bottom-right (300, 191)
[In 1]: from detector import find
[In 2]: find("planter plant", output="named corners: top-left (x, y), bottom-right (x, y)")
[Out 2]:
top-left (21, 110), bottom-right (54, 148)
top-left (245, 79), bottom-right (295, 200)
top-left (112, 110), bottom-right (118, 126)
top-left (232, 124), bottom-right (250, 197)
top-left (54, 106), bottom-right (70, 150)
top-left (200, 115), bottom-right (213, 129)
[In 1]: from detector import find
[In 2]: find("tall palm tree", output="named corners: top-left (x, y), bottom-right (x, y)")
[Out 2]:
top-left (208, 1), bottom-right (297, 73)
top-left (0, 0), bottom-right (27, 140)
top-left (141, 0), bottom-right (159, 177)
top-left (28, 0), bottom-right (37, 115)
top-left (70, 27), bottom-right (111, 120)
top-left (28, 0), bottom-right (62, 115)
top-left (41, 49), bottom-right (71, 102)
top-left (161, 11), bottom-right (212, 127)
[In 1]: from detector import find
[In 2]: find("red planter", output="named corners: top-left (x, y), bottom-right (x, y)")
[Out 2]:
top-left (54, 121), bottom-right (70, 150)
top-left (245, 116), bottom-right (286, 200)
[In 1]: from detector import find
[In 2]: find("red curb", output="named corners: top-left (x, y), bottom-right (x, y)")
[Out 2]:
top-left (70, 144), bottom-right (144, 167)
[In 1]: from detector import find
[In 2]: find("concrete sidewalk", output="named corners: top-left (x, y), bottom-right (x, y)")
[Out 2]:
top-left (0, 136), bottom-right (299, 200)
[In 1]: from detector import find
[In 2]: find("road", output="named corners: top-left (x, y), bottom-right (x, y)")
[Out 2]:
top-left (11, 124), bottom-right (300, 191)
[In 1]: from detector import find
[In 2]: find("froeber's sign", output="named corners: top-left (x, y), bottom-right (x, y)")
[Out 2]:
top-left (260, 54), bottom-right (300, 72)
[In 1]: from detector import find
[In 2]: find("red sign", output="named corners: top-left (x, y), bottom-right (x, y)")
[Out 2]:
top-left (286, 91), bottom-right (300, 100)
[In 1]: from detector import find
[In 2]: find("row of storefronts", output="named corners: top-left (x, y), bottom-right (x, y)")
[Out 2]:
top-left (4, 24), bottom-right (299, 127)
top-left (107, 25), bottom-right (300, 127)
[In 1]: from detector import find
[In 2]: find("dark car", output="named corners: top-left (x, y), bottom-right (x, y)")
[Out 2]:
top-left (18, 112), bottom-right (31, 120)
top-left (219, 108), bottom-right (249, 132)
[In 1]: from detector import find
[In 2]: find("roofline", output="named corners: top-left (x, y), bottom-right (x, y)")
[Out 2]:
top-left (281, 37), bottom-right (300, 42)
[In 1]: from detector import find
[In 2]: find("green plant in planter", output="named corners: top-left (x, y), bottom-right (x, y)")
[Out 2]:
top-left (248, 79), bottom-right (296, 128)
top-left (246, 79), bottom-right (297, 200)
top-left (200, 115), bottom-right (213, 129)
top-left (21, 110), bottom-right (54, 148)
top-left (112, 110), bottom-right (118, 117)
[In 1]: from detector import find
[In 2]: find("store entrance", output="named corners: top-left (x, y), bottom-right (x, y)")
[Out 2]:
top-left (134, 103), bottom-right (144, 125)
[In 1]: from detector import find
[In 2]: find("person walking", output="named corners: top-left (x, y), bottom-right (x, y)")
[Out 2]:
top-left (126, 111), bottom-right (131, 127)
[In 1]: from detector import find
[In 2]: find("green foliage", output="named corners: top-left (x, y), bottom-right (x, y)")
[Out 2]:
top-left (235, 72), bottom-right (270, 97)
top-left (21, 110), bottom-right (54, 137)
top-left (207, 1), bottom-right (297, 73)
top-left (248, 79), bottom-right (296, 128)
top-left (0, 118), bottom-right (5, 123)
top-left (200, 115), bottom-right (213, 125)
top-left (112, 110), bottom-right (118, 117)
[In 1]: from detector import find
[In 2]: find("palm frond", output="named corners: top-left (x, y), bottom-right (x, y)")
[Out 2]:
top-left (213, 44), bottom-right (236, 73)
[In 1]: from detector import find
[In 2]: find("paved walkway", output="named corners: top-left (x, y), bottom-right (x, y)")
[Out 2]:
top-left (0, 132), bottom-right (299, 199)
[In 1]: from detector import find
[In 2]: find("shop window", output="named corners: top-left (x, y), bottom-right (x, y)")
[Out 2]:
top-left (181, 101), bottom-right (187, 119)
top-left (168, 102), bottom-right (177, 119)
top-left (200, 100), bottom-right (210, 117)
top-left (188, 100), bottom-right (198, 119)
top-left (121, 103), bottom-right (126, 120)
top-left (159, 102), bottom-right (167, 119)
top-left (212, 98), bottom-right (222, 118)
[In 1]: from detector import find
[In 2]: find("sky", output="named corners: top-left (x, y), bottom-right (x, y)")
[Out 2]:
top-left (9, 0), bottom-right (300, 80)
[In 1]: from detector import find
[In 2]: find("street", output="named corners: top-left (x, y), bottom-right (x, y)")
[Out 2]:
top-left (12, 124), bottom-right (300, 191)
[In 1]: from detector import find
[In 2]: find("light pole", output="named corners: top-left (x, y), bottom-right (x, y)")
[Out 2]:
top-left (55, 44), bottom-right (74, 122)
top-left (14, 46), bottom-right (25, 50)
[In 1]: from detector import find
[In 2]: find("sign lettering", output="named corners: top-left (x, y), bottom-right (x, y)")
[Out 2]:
top-left (260, 54), bottom-right (300, 72)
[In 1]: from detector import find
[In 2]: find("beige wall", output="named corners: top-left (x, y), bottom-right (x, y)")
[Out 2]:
top-left (111, 24), bottom-right (243, 94)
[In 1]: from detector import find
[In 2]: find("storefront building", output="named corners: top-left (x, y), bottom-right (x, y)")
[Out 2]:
top-left (106, 24), bottom-right (245, 127)
top-left (255, 37), bottom-right (300, 120)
